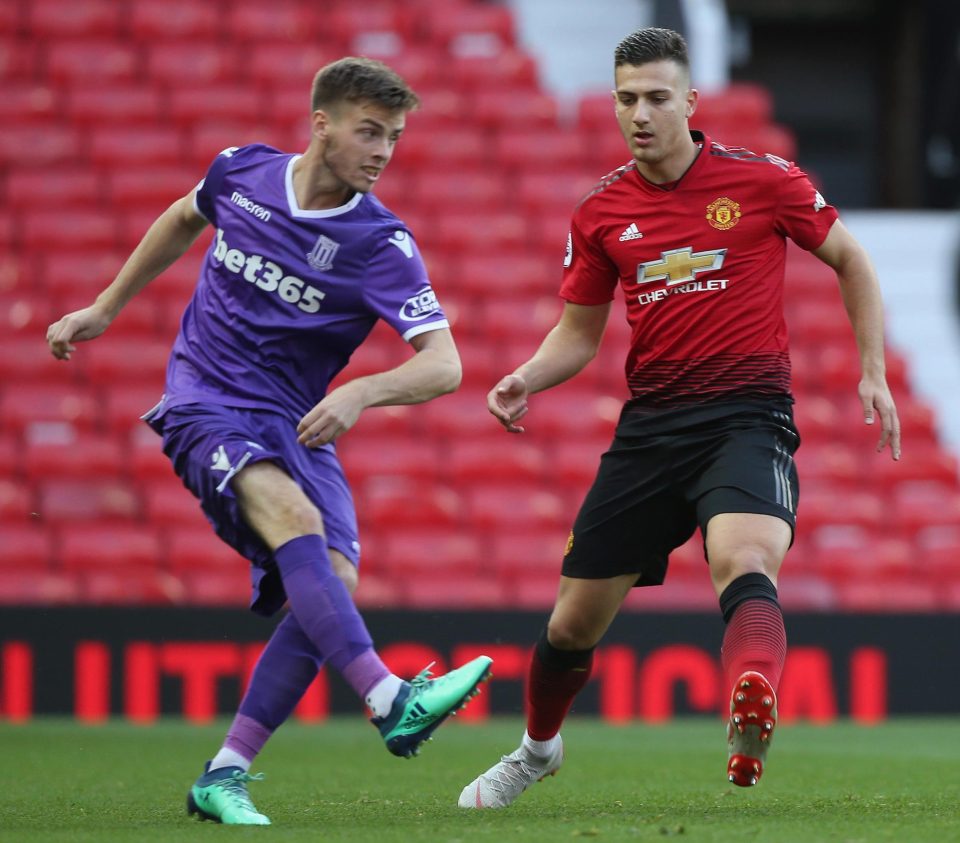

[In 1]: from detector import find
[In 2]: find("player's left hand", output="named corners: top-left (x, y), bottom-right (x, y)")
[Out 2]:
top-left (297, 383), bottom-right (366, 447)
top-left (859, 376), bottom-right (901, 460)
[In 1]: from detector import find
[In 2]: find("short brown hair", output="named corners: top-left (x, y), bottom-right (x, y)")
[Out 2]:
top-left (310, 57), bottom-right (419, 113)
top-left (614, 28), bottom-right (689, 71)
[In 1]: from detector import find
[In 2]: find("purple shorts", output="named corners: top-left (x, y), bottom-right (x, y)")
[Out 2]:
top-left (146, 402), bottom-right (360, 616)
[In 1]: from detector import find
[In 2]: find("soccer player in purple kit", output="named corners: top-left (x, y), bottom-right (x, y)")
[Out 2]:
top-left (46, 57), bottom-right (492, 826)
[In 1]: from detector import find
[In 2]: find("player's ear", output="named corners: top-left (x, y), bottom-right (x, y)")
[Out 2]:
top-left (312, 108), bottom-right (331, 140)
top-left (685, 88), bottom-right (699, 119)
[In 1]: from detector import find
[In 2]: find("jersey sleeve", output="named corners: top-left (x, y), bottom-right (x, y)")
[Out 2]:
top-left (558, 208), bottom-right (620, 304)
top-left (362, 227), bottom-right (450, 342)
top-left (773, 163), bottom-right (839, 251)
top-left (193, 145), bottom-right (247, 225)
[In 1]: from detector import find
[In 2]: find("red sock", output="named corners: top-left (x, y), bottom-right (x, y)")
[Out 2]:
top-left (526, 638), bottom-right (593, 741)
top-left (721, 599), bottom-right (787, 692)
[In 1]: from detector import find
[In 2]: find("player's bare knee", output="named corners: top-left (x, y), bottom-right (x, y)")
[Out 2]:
top-left (546, 618), bottom-right (600, 651)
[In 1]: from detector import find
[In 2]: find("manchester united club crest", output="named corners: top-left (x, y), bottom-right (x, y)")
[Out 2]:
top-left (706, 197), bottom-right (742, 230)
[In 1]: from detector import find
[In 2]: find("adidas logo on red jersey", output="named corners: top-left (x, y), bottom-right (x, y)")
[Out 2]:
top-left (619, 223), bottom-right (643, 241)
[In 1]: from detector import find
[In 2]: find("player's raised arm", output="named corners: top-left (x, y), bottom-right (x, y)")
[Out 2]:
top-left (488, 301), bottom-right (611, 433)
top-left (46, 189), bottom-right (209, 360)
top-left (297, 326), bottom-right (461, 447)
top-left (813, 218), bottom-right (901, 459)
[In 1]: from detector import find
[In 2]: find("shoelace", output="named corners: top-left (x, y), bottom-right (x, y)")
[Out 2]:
top-left (217, 771), bottom-right (265, 812)
top-left (485, 754), bottom-right (540, 796)
top-left (409, 661), bottom-right (436, 689)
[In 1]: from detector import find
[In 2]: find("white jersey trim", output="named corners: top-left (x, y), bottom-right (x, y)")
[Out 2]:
top-left (401, 319), bottom-right (450, 343)
top-left (192, 180), bottom-right (211, 222)
top-left (285, 155), bottom-right (364, 218)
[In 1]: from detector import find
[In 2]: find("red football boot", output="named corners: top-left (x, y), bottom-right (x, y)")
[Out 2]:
top-left (726, 671), bottom-right (777, 787)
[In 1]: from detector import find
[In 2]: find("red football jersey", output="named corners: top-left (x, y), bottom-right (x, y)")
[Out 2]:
top-left (560, 131), bottom-right (838, 411)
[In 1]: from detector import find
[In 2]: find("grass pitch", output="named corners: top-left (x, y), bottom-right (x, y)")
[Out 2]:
top-left (2, 717), bottom-right (957, 842)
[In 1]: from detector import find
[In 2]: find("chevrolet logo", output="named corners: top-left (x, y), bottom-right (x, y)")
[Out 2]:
top-left (637, 247), bottom-right (726, 285)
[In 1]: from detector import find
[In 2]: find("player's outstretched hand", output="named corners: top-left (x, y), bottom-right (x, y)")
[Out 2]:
top-left (46, 305), bottom-right (113, 360)
top-left (297, 382), bottom-right (366, 448)
top-left (859, 376), bottom-right (901, 460)
top-left (488, 374), bottom-right (529, 434)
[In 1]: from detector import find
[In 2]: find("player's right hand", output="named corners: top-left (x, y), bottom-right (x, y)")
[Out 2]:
top-left (487, 373), bottom-right (529, 434)
top-left (46, 305), bottom-right (113, 360)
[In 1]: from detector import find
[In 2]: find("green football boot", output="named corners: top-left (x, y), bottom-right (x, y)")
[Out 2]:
top-left (187, 763), bottom-right (271, 825)
top-left (374, 655), bottom-right (493, 758)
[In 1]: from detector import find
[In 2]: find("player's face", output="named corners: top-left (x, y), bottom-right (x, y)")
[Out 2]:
top-left (317, 101), bottom-right (406, 194)
top-left (613, 60), bottom-right (697, 176)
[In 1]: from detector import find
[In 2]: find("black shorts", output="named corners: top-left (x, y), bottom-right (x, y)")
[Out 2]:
top-left (562, 399), bottom-right (800, 586)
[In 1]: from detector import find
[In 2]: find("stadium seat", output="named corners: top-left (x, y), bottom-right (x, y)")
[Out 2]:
top-left (835, 580), bottom-right (939, 612)
top-left (515, 171), bottom-right (602, 215)
top-left (360, 476), bottom-right (463, 530)
top-left (694, 82), bottom-right (774, 128)
top-left (337, 434), bottom-right (443, 483)
top-left (177, 570), bottom-right (252, 606)
top-left (103, 386), bottom-right (166, 435)
top-left (106, 166), bottom-right (198, 210)
top-left (401, 574), bottom-right (504, 609)
top-left (417, 391), bottom-right (515, 438)
top-left (143, 482), bottom-right (209, 530)
top-left (421, 3), bottom-right (516, 52)
top-left (37, 479), bottom-right (141, 523)
top-left (0, 384), bottom-right (101, 435)
top-left (456, 252), bottom-right (558, 298)
top-left (87, 126), bottom-right (186, 167)
top-left (243, 41), bottom-right (339, 86)
top-left (890, 482), bottom-right (960, 536)
top-left (326, 2), bottom-right (409, 44)
top-left (0, 478), bottom-right (33, 524)
top-left (0, 293), bottom-right (49, 337)
top-left (466, 482), bottom-right (569, 530)
top-left (525, 389), bottom-right (622, 439)
top-left (380, 527), bottom-right (484, 577)
top-left (0, 125), bottom-right (82, 167)
top-left (494, 130), bottom-right (585, 173)
top-left (128, 0), bottom-right (221, 41)
top-left (0, 39), bottom-right (40, 81)
top-left (145, 43), bottom-right (237, 84)
top-left (472, 293), bottom-right (561, 341)
top-left (410, 171), bottom-right (508, 214)
top-left (473, 90), bottom-right (559, 131)
top-left (489, 528), bottom-right (565, 576)
top-left (447, 438), bottom-right (548, 485)
top-left (83, 337), bottom-right (170, 385)
top-left (46, 40), bottom-right (141, 84)
top-left (19, 209), bottom-right (119, 252)
top-left (81, 568), bottom-right (184, 604)
top-left (57, 523), bottom-right (161, 569)
top-left (165, 527), bottom-right (247, 574)
top-left (23, 435), bottom-right (125, 480)
top-left (28, 0), bottom-right (120, 37)
top-left (352, 571), bottom-right (404, 609)
top-left (0, 336), bottom-right (84, 386)
top-left (228, 2), bottom-right (326, 46)
top-left (129, 426), bottom-right (175, 485)
top-left (168, 84), bottom-right (261, 127)
top-left (793, 441), bottom-right (864, 486)
top-left (0, 570), bottom-right (81, 604)
top-left (6, 166), bottom-right (100, 209)
top-left (621, 570), bottom-right (719, 611)
top-left (449, 49), bottom-right (538, 91)
top-left (0, 82), bottom-right (59, 126)
top-left (0, 524), bottom-right (55, 569)
top-left (550, 438), bottom-right (608, 488)
top-left (510, 572), bottom-right (561, 609)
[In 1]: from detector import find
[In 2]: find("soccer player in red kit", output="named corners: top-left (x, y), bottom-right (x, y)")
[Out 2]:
top-left (458, 28), bottom-right (901, 808)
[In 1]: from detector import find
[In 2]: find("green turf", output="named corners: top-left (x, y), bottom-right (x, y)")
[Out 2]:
top-left (2, 717), bottom-right (958, 841)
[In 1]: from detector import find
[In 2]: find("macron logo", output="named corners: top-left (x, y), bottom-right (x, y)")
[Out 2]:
top-left (231, 191), bottom-right (271, 222)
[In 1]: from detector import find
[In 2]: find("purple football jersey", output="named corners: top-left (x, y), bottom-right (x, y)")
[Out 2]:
top-left (151, 144), bottom-right (448, 423)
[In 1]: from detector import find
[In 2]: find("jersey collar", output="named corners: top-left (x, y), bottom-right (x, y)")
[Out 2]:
top-left (285, 155), bottom-right (364, 218)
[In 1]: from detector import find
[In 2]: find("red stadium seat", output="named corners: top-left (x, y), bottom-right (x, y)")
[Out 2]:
top-left (166, 527), bottom-right (247, 574)
top-left (168, 85), bottom-right (261, 127)
top-left (0, 39), bottom-right (40, 81)
top-left (0, 571), bottom-right (81, 604)
top-left (228, 2), bottom-right (325, 45)
top-left (6, 167), bottom-right (100, 210)
top-left (494, 130), bottom-right (585, 172)
top-left (0, 478), bottom-right (33, 524)
top-left (57, 523), bottom-right (161, 570)
top-left (835, 580), bottom-right (939, 612)
top-left (0, 336), bottom-right (84, 386)
top-left (19, 209), bottom-right (118, 252)
top-left (63, 84), bottom-right (164, 128)
top-left (37, 251), bottom-right (128, 298)
top-left (411, 171), bottom-right (508, 214)
top-left (380, 528), bottom-right (484, 577)
top-left (142, 482), bottom-right (208, 530)
top-left (103, 386), bottom-right (166, 435)
top-left (81, 569), bottom-right (184, 604)
top-left (872, 444), bottom-right (958, 488)
top-left (447, 438), bottom-right (549, 485)
top-left (337, 434), bottom-right (443, 483)
top-left (401, 574), bottom-right (504, 609)
top-left (418, 391), bottom-right (514, 438)
top-left (0, 125), bottom-right (81, 167)
top-left (0, 433), bottom-right (22, 478)
top-left (0, 524), bottom-right (55, 569)
top-left (129, 426), bottom-right (177, 485)
top-left (0, 83), bottom-right (59, 126)
top-left (510, 572), bottom-right (560, 609)
top-left (396, 127), bottom-right (493, 170)
top-left (551, 438), bottom-right (608, 488)
top-left (466, 482), bottom-right (569, 530)
top-left (23, 435), bottom-right (124, 480)
top-left (106, 166), bottom-right (198, 211)
top-left (890, 482), bottom-right (960, 536)
top-left (422, 3), bottom-right (516, 51)
top-left (326, 2), bottom-right (409, 43)
top-left (693, 83), bottom-right (774, 129)
top-left (243, 42), bottom-right (338, 86)
top-left (46, 41), bottom-right (141, 84)
top-left (353, 572), bottom-right (404, 609)
top-left (179, 569), bottom-right (252, 606)
top-left (449, 49), bottom-right (538, 91)
top-left (83, 337), bottom-right (170, 385)
top-left (793, 441), bottom-right (864, 487)
top-left (576, 92), bottom-right (618, 133)
top-left (360, 477), bottom-right (463, 530)
top-left (515, 172), bottom-right (602, 215)
top-left (87, 126), bottom-right (186, 167)
top-left (128, 0), bottom-right (221, 41)
top-left (456, 252), bottom-right (558, 298)
top-left (489, 528), bottom-right (565, 576)
top-left (0, 384), bottom-right (101, 435)
top-left (526, 389), bottom-right (622, 439)
top-left (473, 90), bottom-right (559, 131)
top-left (28, 0), bottom-right (121, 37)
top-left (38, 479), bottom-right (141, 523)
top-left (145, 43), bottom-right (237, 84)
top-left (621, 570), bottom-right (719, 611)
top-left (797, 488), bottom-right (886, 534)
